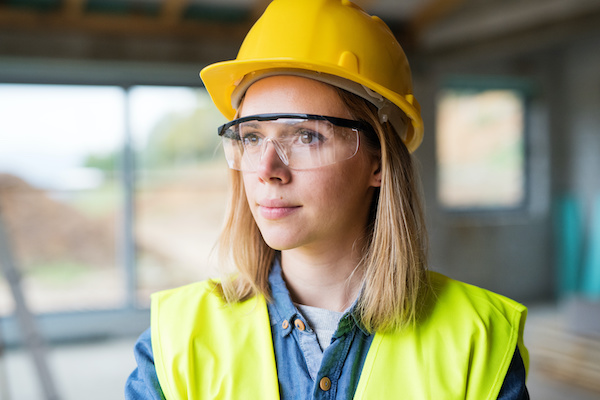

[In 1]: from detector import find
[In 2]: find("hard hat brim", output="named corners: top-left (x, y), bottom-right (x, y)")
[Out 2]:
top-left (200, 58), bottom-right (424, 153)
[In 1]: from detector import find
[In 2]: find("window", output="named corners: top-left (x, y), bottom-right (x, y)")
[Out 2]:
top-left (129, 86), bottom-right (227, 305)
top-left (0, 84), bottom-right (126, 315)
top-left (436, 78), bottom-right (529, 212)
top-left (0, 83), bottom-right (227, 320)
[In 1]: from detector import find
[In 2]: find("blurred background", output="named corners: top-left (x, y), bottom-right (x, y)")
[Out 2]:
top-left (0, 0), bottom-right (599, 399)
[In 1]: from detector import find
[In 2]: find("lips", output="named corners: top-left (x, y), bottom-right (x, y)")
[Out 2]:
top-left (257, 199), bottom-right (301, 220)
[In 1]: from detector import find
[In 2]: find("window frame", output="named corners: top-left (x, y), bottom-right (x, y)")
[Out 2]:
top-left (0, 58), bottom-right (208, 346)
top-left (434, 75), bottom-right (536, 223)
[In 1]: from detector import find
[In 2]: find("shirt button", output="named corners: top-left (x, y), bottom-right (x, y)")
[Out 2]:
top-left (294, 319), bottom-right (306, 331)
top-left (282, 320), bottom-right (289, 329)
top-left (319, 377), bottom-right (332, 391)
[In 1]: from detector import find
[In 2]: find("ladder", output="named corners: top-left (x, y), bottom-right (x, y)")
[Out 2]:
top-left (0, 205), bottom-right (60, 400)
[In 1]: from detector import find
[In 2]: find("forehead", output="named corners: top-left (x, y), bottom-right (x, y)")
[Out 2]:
top-left (239, 75), bottom-right (353, 120)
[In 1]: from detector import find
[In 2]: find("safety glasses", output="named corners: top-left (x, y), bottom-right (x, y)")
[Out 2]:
top-left (217, 113), bottom-right (374, 171)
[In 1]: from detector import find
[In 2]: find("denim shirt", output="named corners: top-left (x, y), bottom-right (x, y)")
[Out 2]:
top-left (266, 260), bottom-right (373, 399)
top-left (125, 261), bottom-right (529, 399)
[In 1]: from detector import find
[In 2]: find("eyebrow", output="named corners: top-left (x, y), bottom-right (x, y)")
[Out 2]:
top-left (240, 120), bottom-right (301, 134)
top-left (240, 121), bottom-right (262, 129)
top-left (237, 119), bottom-right (334, 140)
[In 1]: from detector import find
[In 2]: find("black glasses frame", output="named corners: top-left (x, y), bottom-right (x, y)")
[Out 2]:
top-left (217, 113), bottom-right (375, 138)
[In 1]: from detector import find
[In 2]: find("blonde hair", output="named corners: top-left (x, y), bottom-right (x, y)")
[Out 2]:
top-left (215, 87), bottom-right (428, 332)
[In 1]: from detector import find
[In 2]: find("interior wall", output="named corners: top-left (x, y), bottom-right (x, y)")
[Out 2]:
top-left (412, 23), bottom-right (600, 304)
top-left (565, 36), bottom-right (600, 205)
top-left (0, 27), bottom-right (240, 87)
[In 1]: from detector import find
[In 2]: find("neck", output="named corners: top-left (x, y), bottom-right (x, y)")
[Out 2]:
top-left (280, 245), bottom-right (365, 312)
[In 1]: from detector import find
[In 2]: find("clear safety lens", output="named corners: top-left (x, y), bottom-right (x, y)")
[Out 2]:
top-left (218, 114), bottom-right (372, 171)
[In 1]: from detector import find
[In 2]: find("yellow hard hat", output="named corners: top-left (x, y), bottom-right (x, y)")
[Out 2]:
top-left (200, 0), bottom-right (424, 152)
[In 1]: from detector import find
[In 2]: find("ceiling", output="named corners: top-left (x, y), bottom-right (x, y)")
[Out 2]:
top-left (1, 0), bottom-right (599, 83)
top-left (0, 0), bottom-right (453, 46)
top-left (2, 0), bottom-right (600, 49)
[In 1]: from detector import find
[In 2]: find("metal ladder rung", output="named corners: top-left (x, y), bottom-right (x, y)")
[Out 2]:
top-left (0, 206), bottom-right (60, 400)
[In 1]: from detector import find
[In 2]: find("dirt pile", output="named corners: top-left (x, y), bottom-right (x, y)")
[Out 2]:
top-left (0, 173), bottom-right (115, 271)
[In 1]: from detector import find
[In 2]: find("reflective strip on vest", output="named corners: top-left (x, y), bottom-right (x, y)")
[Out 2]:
top-left (151, 272), bottom-right (528, 400)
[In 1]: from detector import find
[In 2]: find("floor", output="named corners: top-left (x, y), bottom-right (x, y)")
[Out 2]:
top-left (1, 306), bottom-right (599, 400)
top-left (1, 336), bottom-right (137, 400)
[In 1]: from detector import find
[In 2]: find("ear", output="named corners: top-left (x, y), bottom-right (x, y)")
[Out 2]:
top-left (369, 153), bottom-right (382, 188)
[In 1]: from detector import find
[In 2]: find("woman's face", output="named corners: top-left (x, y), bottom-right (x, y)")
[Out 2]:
top-left (240, 75), bottom-right (381, 253)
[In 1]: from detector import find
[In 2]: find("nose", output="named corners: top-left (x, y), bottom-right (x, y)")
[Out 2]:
top-left (256, 139), bottom-right (291, 184)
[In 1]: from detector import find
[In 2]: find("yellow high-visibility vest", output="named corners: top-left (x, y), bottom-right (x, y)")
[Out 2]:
top-left (151, 272), bottom-right (528, 399)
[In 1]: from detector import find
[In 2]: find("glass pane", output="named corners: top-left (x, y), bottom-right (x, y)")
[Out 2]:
top-left (436, 88), bottom-right (526, 210)
top-left (129, 86), bottom-right (228, 304)
top-left (0, 84), bottom-right (126, 316)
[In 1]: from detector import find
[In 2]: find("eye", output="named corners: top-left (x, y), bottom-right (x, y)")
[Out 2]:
top-left (241, 133), bottom-right (262, 147)
top-left (296, 130), bottom-right (323, 145)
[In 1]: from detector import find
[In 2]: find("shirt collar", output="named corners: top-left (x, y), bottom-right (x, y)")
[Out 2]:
top-left (267, 258), bottom-right (299, 338)
top-left (267, 256), bottom-right (371, 338)
top-left (335, 294), bottom-right (371, 338)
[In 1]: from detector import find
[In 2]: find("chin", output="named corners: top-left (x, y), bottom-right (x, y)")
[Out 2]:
top-left (259, 229), bottom-right (305, 251)
top-left (262, 237), bottom-right (298, 251)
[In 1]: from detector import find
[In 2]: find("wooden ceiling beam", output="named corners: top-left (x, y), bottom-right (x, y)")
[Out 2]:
top-left (0, 6), bottom-right (249, 41)
top-left (160, 0), bottom-right (188, 25)
top-left (62, 0), bottom-right (86, 19)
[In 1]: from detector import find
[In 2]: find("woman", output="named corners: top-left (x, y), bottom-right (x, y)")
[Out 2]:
top-left (126, 0), bottom-right (529, 399)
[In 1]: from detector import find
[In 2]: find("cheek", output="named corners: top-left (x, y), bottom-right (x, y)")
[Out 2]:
top-left (241, 172), bottom-right (254, 195)
top-left (310, 165), bottom-right (370, 207)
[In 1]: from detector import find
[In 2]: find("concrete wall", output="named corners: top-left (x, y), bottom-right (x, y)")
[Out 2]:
top-left (412, 15), bottom-right (600, 304)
